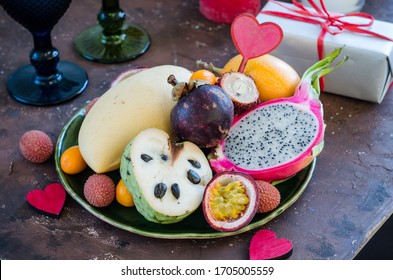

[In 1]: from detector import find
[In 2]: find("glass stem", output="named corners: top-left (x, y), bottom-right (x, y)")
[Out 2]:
top-left (30, 31), bottom-right (61, 86)
top-left (98, 0), bottom-right (126, 46)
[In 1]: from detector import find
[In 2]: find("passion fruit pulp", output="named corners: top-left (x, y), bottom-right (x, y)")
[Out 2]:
top-left (209, 181), bottom-right (249, 220)
top-left (202, 171), bottom-right (259, 232)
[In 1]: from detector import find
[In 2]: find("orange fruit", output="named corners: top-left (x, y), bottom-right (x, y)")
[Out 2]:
top-left (222, 54), bottom-right (300, 102)
top-left (116, 179), bottom-right (134, 207)
top-left (60, 145), bottom-right (88, 175)
top-left (189, 69), bottom-right (217, 85)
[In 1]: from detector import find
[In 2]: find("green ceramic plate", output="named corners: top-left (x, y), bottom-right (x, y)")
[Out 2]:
top-left (55, 107), bottom-right (316, 239)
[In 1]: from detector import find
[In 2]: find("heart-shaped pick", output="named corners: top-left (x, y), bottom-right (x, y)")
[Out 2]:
top-left (249, 229), bottom-right (293, 260)
top-left (26, 183), bottom-right (66, 218)
top-left (231, 14), bottom-right (283, 72)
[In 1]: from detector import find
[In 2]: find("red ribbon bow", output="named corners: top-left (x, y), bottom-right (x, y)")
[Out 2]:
top-left (261, 0), bottom-right (393, 61)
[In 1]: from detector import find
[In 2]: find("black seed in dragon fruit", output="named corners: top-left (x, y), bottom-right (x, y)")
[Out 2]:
top-left (208, 48), bottom-right (347, 182)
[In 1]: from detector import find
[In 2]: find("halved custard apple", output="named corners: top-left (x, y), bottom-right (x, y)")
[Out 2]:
top-left (120, 128), bottom-right (212, 224)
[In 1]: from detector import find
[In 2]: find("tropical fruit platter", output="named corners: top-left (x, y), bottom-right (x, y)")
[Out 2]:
top-left (54, 14), bottom-right (346, 239)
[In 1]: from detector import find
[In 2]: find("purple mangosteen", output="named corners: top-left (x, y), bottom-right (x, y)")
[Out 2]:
top-left (170, 83), bottom-right (234, 148)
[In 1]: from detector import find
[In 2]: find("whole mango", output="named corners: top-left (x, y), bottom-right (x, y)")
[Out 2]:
top-left (78, 65), bottom-right (191, 173)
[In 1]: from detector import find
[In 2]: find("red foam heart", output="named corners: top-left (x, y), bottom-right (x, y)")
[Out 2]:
top-left (26, 183), bottom-right (66, 218)
top-left (231, 14), bottom-right (283, 72)
top-left (249, 229), bottom-right (293, 260)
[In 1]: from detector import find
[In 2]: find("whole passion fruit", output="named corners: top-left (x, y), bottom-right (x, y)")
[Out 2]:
top-left (202, 171), bottom-right (259, 232)
top-left (170, 83), bottom-right (234, 148)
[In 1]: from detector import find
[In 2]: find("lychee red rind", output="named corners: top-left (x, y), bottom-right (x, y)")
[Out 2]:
top-left (218, 71), bottom-right (260, 116)
top-left (83, 174), bottom-right (115, 207)
top-left (256, 180), bottom-right (281, 213)
top-left (19, 130), bottom-right (53, 163)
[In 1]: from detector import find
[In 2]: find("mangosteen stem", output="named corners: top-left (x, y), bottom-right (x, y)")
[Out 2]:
top-left (168, 74), bottom-right (190, 101)
top-left (196, 60), bottom-right (223, 75)
top-left (167, 74), bottom-right (178, 86)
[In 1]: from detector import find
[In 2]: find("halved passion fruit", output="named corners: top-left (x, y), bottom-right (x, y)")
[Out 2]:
top-left (202, 171), bottom-right (259, 232)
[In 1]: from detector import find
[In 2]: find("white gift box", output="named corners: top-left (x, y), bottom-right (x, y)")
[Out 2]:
top-left (257, 1), bottom-right (393, 103)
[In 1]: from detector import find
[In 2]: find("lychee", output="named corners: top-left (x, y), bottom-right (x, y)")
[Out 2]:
top-left (19, 130), bottom-right (53, 163)
top-left (83, 174), bottom-right (115, 207)
top-left (256, 180), bottom-right (281, 213)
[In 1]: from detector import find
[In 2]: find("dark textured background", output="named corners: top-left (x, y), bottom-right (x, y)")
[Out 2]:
top-left (0, 0), bottom-right (392, 259)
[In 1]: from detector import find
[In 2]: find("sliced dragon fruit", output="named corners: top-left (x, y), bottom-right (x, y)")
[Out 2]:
top-left (208, 48), bottom-right (347, 182)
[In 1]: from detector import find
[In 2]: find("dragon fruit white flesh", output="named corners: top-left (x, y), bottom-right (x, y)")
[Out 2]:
top-left (209, 48), bottom-right (347, 182)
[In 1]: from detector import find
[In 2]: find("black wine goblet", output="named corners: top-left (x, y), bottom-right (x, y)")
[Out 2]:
top-left (0, 0), bottom-right (88, 106)
top-left (73, 0), bottom-right (150, 63)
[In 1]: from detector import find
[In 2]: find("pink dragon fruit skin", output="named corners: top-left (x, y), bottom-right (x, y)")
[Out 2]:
top-left (209, 48), bottom-right (346, 183)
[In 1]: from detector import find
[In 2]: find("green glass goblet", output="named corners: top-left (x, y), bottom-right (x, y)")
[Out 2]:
top-left (73, 0), bottom-right (150, 63)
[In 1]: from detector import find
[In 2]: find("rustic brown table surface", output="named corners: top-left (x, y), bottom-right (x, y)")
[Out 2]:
top-left (1, 0), bottom-right (392, 260)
